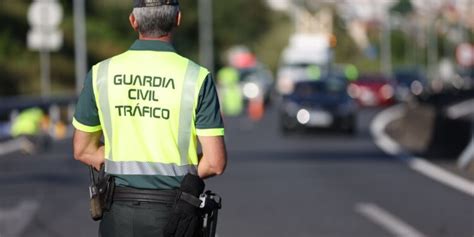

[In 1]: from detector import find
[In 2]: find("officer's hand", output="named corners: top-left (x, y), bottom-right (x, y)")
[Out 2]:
top-left (164, 174), bottom-right (204, 237)
top-left (91, 146), bottom-right (105, 171)
top-left (92, 162), bottom-right (102, 171)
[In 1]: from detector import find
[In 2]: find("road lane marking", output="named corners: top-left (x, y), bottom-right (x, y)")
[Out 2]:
top-left (370, 104), bottom-right (406, 156)
top-left (356, 203), bottom-right (426, 237)
top-left (446, 99), bottom-right (474, 120)
top-left (409, 158), bottom-right (474, 197)
top-left (371, 105), bottom-right (474, 198)
top-left (0, 200), bottom-right (39, 237)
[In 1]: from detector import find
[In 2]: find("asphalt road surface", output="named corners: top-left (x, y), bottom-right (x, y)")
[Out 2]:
top-left (0, 107), bottom-right (473, 237)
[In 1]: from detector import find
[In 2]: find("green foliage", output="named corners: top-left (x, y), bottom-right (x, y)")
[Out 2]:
top-left (1, 1), bottom-right (471, 96)
top-left (213, 0), bottom-right (271, 50)
top-left (0, 0), bottom-right (278, 96)
top-left (175, 0), bottom-right (274, 67)
top-left (391, 29), bottom-right (407, 64)
top-left (390, 0), bottom-right (414, 15)
top-left (333, 12), bottom-right (382, 73)
top-left (254, 13), bottom-right (292, 72)
top-left (333, 14), bottom-right (359, 65)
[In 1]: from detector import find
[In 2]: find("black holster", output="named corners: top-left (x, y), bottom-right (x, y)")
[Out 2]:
top-left (89, 166), bottom-right (114, 221)
top-left (199, 191), bottom-right (222, 237)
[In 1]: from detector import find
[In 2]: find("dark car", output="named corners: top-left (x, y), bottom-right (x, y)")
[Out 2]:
top-left (279, 78), bottom-right (357, 134)
top-left (459, 68), bottom-right (474, 89)
top-left (393, 68), bottom-right (428, 101)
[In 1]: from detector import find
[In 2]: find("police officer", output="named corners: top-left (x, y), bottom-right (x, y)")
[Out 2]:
top-left (217, 66), bottom-right (243, 116)
top-left (72, 0), bottom-right (227, 236)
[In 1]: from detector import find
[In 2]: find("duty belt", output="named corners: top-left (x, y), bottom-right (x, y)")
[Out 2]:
top-left (113, 186), bottom-right (178, 204)
top-left (113, 187), bottom-right (202, 207)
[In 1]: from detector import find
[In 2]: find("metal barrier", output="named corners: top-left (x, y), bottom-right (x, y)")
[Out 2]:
top-left (446, 99), bottom-right (474, 170)
top-left (0, 96), bottom-right (77, 155)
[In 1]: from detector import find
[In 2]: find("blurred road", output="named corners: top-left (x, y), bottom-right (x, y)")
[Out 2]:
top-left (0, 107), bottom-right (473, 237)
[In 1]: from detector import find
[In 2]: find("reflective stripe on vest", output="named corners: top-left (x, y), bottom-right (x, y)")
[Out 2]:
top-left (95, 59), bottom-right (201, 176)
top-left (105, 159), bottom-right (196, 176)
top-left (97, 59), bottom-right (113, 160)
top-left (178, 61), bottom-right (200, 166)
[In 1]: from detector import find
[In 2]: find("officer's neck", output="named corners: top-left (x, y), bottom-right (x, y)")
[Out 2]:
top-left (139, 34), bottom-right (172, 43)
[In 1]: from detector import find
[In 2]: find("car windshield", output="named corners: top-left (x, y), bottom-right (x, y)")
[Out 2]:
top-left (294, 80), bottom-right (346, 97)
top-left (394, 72), bottom-right (422, 83)
top-left (240, 68), bottom-right (271, 83)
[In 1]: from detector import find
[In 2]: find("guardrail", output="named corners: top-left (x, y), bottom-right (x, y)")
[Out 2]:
top-left (382, 88), bottom-right (474, 170)
top-left (0, 95), bottom-right (76, 115)
top-left (0, 95), bottom-right (77, 140)
top-left (446, 99), bottom-right (474, 170)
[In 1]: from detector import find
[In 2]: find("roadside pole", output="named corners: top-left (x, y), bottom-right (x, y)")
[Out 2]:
top-left (380, 15), bottom-right (391, 75)
top-left (74, 0), bottom-right (87, 95)
top-left (27, 0), bottom-right (63, 97)
top-left (198, 0), bottom-right (214, 74)
top-left (39, 50), bottom-right (51, 97)
top-left (427, 18), bottom-right (438, 81)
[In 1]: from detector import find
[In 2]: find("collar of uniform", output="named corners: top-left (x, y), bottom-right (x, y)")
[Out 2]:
top-left (129, 40), bottom-right (176, 52)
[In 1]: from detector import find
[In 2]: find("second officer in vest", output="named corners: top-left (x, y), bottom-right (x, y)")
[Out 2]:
top-left (72, 0), bottom-right (227, 236)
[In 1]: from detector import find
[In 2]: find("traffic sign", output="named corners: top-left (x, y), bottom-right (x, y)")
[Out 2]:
top-left (27, 30), bottom-right (63, 51)
top-left (26, 0), bottom-right (64, 97)
top-left (27, 0), bottom-right (63, 51)
top-left (28, 0), bottom-right (63, 27)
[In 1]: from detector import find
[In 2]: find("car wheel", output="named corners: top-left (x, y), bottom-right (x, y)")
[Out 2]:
top-left (342, 116), bottom-right (357, 135)
top-left (343, 126), bottom-right (356, 135)
top-left (280, 123), bottom-right (293, 135)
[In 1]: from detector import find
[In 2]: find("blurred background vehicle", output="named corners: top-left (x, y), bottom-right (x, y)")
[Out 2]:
top-left (276, 34), bottom-right (332, 96)
top-left (392, 67), bottom-right (429, 101)
top-left (220, 46), bottom-right (275, 120)
top-left (279, 77), bottom-right (357, 134)
top-left (458, 68), bottom-right (474, 89)
top-left (239, 65), bottom-right (274, 105)
top-left (348, 73), bottom-right (396, 107)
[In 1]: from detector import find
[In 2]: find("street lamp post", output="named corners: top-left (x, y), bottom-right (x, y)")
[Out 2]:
top-left (380, 15), bottom-right (392, 75)
top-left (427, 18), bottom-right (438, 81)
top-left (198, 0), bottom-right (214, 74)
top-left (74, 0), bottom-right (87, 95)
top-left (39, 50), bottom-right (51, 97)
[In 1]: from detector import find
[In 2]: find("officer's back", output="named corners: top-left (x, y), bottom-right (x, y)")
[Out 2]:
top-left (72, 1), bottom-right (227, 236)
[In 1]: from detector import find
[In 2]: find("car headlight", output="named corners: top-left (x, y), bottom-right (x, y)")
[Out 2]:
top-left (243, 82), bottom-right (261, 99)
top-left (297, 109), bottom-right (310, 125)
top-left (410, 80), bottom-right (423, 95)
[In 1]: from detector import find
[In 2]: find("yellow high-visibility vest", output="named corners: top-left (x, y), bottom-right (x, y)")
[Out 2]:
top-left (91, 50), bottom-right (209, 177)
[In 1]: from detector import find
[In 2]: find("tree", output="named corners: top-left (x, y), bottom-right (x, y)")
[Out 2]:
top-left (0, 0), bottom-right (277, 96)
top-left (175, 0), bottom-right (273, 67)
top-left (390, 0), bottom-right (414, 15)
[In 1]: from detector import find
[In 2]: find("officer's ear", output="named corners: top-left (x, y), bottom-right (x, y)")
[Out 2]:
top-left (176, 10), bottom-right (182, 27)
top-left (129, 13), bottom-right (139, 32)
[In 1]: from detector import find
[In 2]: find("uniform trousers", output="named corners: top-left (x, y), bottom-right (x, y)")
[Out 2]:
top-left (99, 200), bottom-right (172, 237)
